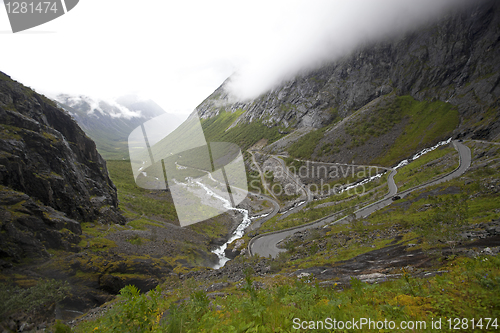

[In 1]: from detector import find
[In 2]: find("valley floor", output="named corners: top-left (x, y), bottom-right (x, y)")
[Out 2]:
top-left (2, 139), bottom-right (499, 332)
top-left (67, 139), bottom-right (500, 332)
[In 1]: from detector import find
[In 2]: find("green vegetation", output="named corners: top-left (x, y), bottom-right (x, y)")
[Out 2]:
top-left (52, 320), bottom-right (72, 333)
top-left (74, 255), bottom-right (500, 332)
top-left (107, 160), bottom-right (178, 222)
top-left (0, 279), bottom-right (70, 317)
top-left (188, 217), bottom-right (232, 240)
top-left (126, 217), bottom-right (164, 230)
top-left (261, 181), bottom-right (386, 233)
top-left (394, 145), bottom-right (459, 191)
top-left (257, 140), bottom-right (500, 268)
top-left (417, 194), bottom-right (469, 253)
top-left (279, 103), bottom-right (297, 114)
top-left (78, 235), bottom-right (117, 252)
top-left (0, 124), bottom-right (23, 140)
top-left (70, 133), bottom-right (500, 333)
top-left (283, 157), bottom-right (305, 170)
top-left (201, 109), bottom-right (284, 149)
top-left (0, 72), bottom-right (12, 82)
top-left (472, 106), bottom-right (500, 129)
top-left (286, 109), bottom-right (339, 159)
top-left (346, 103), bottom-right (403, 147)
top-left (126, 234), bottom-right (148, 246)
top-left (288, 127), bottom-right (329, 160)
top-left (93, 139), bottom-right (129, 160)
top-left (98, 160), bottom-right (230, 271)
top-left (374, 96), bottom-right (459, 166)
top-left (259, 168), bottom-right (302, 205)
top-left (317, 142), bottom-right (337, 156)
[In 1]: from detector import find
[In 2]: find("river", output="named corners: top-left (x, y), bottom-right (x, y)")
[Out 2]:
top-left (194, 180), bottom-right (252, 269)
top-left (184, 138), bottom-right (454, 268)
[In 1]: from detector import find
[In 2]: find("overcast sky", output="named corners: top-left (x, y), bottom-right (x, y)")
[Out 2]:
top-left (1, 0), bottom-right (473, 119)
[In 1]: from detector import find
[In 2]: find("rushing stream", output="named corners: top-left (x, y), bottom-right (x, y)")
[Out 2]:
top-left (185, 138), bottom-right (454, 269)
top-left (194, 180), bottom-right (252, 269)
top-left (395, 138), bottom-right (452, 169)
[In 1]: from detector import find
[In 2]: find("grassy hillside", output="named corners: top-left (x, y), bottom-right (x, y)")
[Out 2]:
top-left (74, 255), bottom-right (500, 332)
top-left (107, 160), bottom-right (178, 221)
top-left (287, 127), bottom-right (330, 160)
top-left (283, 95), bottom-right (460, 168)
top-left (393, 145), bottom-right (459, 191)
top-left (107, 160), bottom-right (236, 243)
top-left (71, 140), bottom-right (500, 332)
top-left (87, 133), bottom-right (129, 160)
top-left (201, 109), bottom-right (285, 150)
top-left (374, 96), bottom-right (459, 166)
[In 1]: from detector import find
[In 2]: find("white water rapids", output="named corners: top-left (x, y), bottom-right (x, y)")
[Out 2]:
top-left (336, 137), bottom-right (453, 194)
top-left (194, 180), bottom-right (252, 269)
top-left (171, 138), bottom-right (454, 269)
top-left (394, 138), bottom-right (452, 169)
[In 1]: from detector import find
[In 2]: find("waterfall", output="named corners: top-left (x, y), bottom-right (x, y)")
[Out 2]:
top-left (194, 180), bottom-right (252, 269)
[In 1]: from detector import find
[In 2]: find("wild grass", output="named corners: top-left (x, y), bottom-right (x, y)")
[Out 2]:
top-left (126, 217), bottom-right (164, 230)
top-left (274, 140), bottom-right (500, 266)
top-left (72, 140), bottom-right (500, 333)
top-left (394, 145), bottom-right (459, 191)
top-left (0, 279), bottom-right (71, 317)
top-left (261, 184), bottom-right (385, 233)
top-left (74, 255), bottom-right (500, 332)
top-left (288, 127), bottom-right (328, 160)
top-left (201, 109), bottom-right (284, 150)
top-left (107, 160), bottom-right (178, 222)
top-left (345, 102), bottom-right (403, 147)
top-left (374, 96), bottom-right (459, 166)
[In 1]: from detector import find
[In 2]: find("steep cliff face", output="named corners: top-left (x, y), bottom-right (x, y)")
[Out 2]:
top-left (0, 72), bottom-right (125, 263)
top-left (196, 1), bottom-right (500, 145)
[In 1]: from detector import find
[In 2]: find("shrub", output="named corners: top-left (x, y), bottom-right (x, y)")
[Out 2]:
top-left (0, 279), bottom-right (70, 317)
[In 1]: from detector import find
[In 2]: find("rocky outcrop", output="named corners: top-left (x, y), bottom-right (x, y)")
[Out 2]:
top-left (196, 0), bottom-right (500, 140)
top-left (0, 71), bottom-right (125, 263)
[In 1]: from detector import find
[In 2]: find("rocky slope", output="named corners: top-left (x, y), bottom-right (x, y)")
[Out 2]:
top-left (0, 73), bottom-right (260, 328)
top-left (0, 71), bottom-right (125, 264)
top-left (196, 0), bottom-right (500, 162)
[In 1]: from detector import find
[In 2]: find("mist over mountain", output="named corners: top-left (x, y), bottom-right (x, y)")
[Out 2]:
top-left (1, 0), bottom-right (500, 330)
top-left (197, 0), bottom-right (500, 165)
top-left (225, 0), bottom-right (476, 100)
top-left (54, 94), bottom-right (181, 160)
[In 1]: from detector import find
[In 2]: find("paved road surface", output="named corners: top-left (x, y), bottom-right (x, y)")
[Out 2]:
top-left (247, 192), bottom-right (280, 231)
top-left (249, 141), bottom-right (471, 258)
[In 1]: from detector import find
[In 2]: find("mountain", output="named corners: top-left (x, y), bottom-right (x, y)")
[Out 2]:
top-left (63, 2), bottom-right (500, 330)
top-left (2, 1), bottom-right (500, 331)
top-left (0, 72), bottom-right (125, 264)
top-left (197, 0), bottom-right (500, 166)
top-left (54, 94), bottom-right (181, 160)
top-left (0, 74), bottom-right (238, 329)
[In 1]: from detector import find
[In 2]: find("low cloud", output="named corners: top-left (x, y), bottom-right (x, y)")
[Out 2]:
top-left (226, 0), bottom-right (475, 101)
top-left (53, 94), bottom-right (144, 120)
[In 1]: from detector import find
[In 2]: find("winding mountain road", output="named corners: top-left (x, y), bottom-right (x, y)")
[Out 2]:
top-left (249, 140), bottom-right (471, 258)
top-left (247, 192), bottom-right (280, 232)
top-left (249, 150), bottom-right (279, 202)
top-left (270, 155), bottom-right (311, 219)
